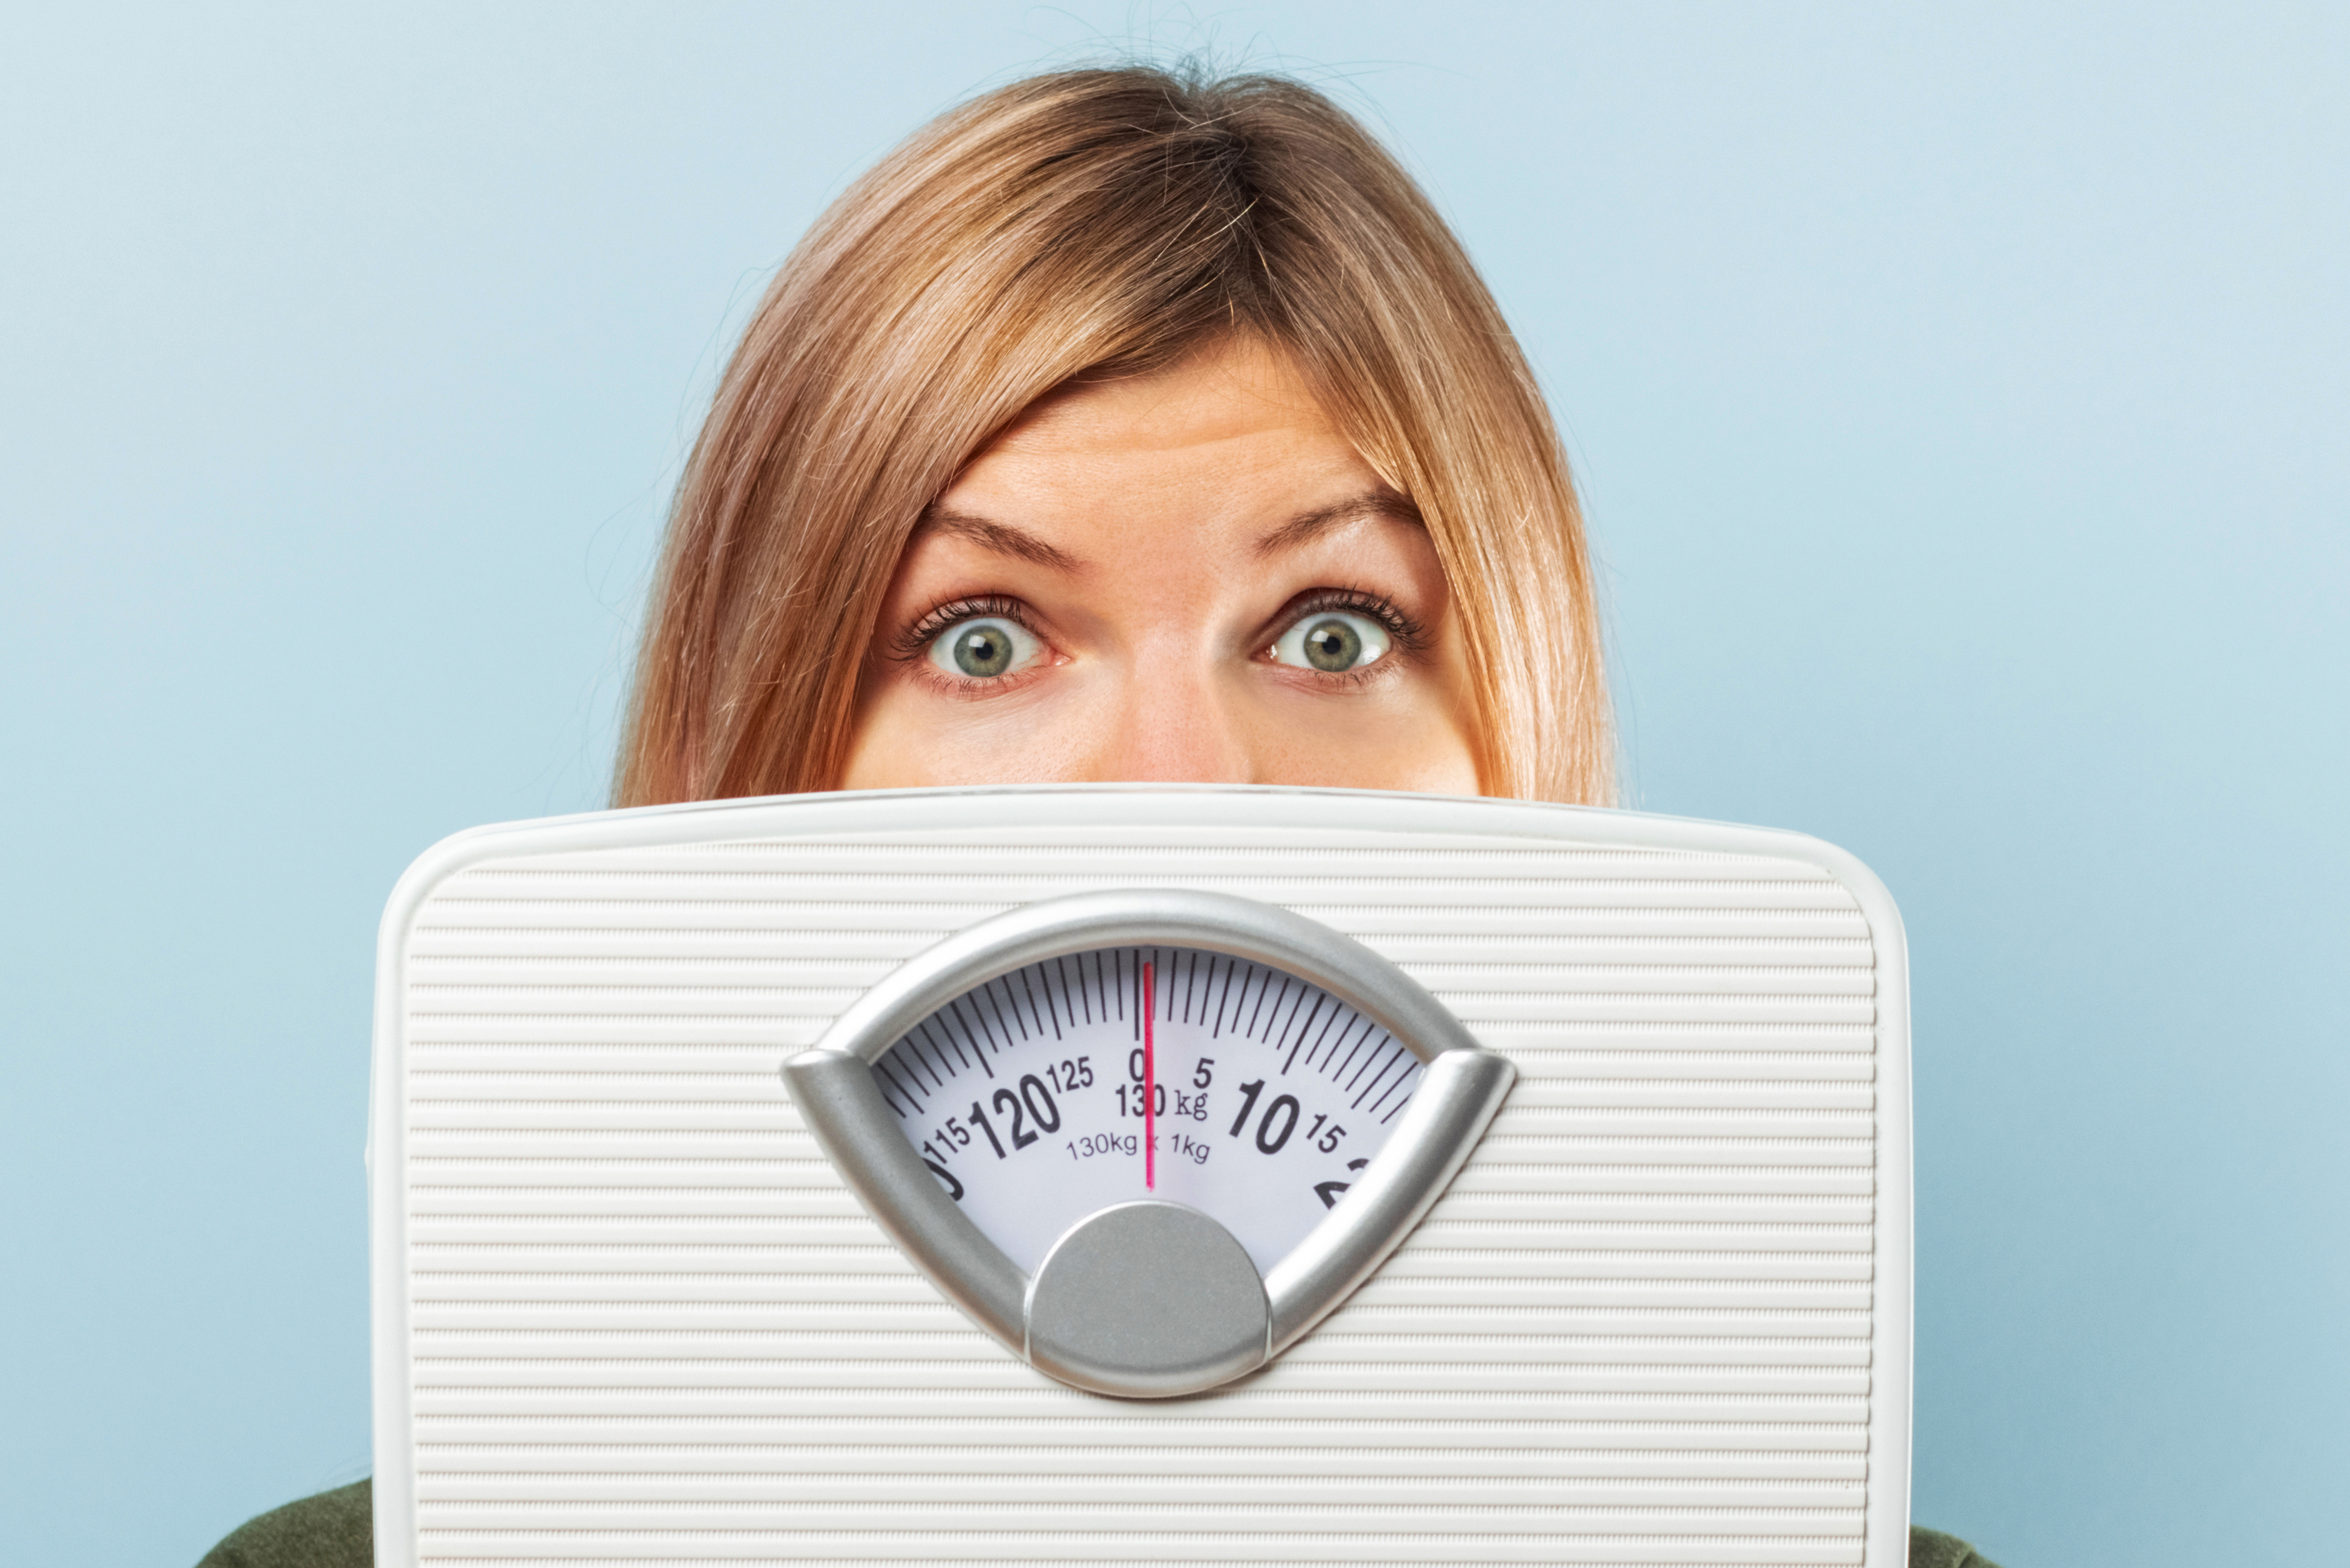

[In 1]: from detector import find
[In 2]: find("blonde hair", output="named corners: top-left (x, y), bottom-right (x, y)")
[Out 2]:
top-left (617, 65), bottom-right (1612, 807)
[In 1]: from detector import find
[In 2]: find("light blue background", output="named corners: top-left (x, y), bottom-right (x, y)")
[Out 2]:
top-left (3, 5), bottom-right (2342, 1564)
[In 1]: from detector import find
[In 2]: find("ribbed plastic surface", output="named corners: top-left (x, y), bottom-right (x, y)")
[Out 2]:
top-left (378, 794), bottom-right (1900, 1567)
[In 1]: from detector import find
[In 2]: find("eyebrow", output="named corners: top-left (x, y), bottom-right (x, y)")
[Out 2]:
top-left (1252, 489), bottom-right (1425, 557)
top-left (915, 507), bottom-right (1085, 572)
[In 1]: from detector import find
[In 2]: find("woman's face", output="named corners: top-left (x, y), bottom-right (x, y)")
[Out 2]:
top-left (840, 338), bottom-right (1480, 794)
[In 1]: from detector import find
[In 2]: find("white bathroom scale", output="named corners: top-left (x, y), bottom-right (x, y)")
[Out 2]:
top-left (368, 784), bottom-right (1912, 1566)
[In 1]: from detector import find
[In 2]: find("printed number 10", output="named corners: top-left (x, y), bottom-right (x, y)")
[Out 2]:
top-left (1227, 1079), bottom-right (1302, 1154)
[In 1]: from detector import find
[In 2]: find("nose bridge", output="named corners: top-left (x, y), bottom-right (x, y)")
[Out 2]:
top-left (1086, 641), bottom-right (1253, 784)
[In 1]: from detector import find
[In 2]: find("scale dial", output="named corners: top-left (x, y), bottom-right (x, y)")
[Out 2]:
top-left (782, 889), bottom-right (1512, 1398)
top-left (871, 947), bottom-right (1422, 1274)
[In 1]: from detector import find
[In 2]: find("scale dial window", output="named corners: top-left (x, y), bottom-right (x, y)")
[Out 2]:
top-left (872, 946), bottom-right (1422, 1273)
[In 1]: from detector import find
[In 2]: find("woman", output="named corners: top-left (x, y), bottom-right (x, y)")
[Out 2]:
top-left (612, 63), bottom-right (1608, 808)
top-left (202, 63), bottom-right (1994, 1568)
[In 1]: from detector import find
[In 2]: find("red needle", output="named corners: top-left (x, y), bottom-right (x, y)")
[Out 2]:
top-left (1142, 959), bottom-right (1157, 1190)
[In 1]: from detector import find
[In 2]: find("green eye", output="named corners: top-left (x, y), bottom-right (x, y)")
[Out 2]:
top-left (928, 616), bottom-right (1042, 680)
top-left (1271, 610), bottom-right (1391, 674)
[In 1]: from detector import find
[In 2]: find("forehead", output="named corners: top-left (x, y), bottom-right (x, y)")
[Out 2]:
top-left (973, 339), bottom-right (1347, 471)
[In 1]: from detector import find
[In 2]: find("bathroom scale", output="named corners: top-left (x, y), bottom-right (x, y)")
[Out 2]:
top-left (368, 784), bottom-right (1911, 1565)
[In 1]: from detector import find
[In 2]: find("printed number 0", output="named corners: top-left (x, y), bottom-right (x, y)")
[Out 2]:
top-left (1255, 1093), bottom-right (1300, 1154)
top-left (1020, 1073), bottom-right (1062, 1134)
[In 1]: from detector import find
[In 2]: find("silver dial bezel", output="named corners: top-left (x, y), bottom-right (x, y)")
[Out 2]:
top-left (781, 888), bottom-right (1515, 1396)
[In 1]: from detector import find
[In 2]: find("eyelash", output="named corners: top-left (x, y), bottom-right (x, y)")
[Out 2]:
top-left (889, 595), bottom-right (1035, 665)
top-left (1270, 587), bottom-right (1429, 667)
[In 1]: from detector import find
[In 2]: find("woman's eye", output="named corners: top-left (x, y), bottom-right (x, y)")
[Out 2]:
top-left (1270, 610), bottom-right (1392, 674)
top-left (926, 616), bottom-right (1043, 680)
